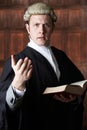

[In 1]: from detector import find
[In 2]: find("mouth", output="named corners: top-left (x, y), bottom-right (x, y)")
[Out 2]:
top-left (37, 36), bottom-right (48, 40)
top-left (38, 36), bottom-right (45, 39)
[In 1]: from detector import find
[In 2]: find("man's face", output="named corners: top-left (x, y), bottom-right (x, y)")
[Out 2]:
top-left (26, 14), bottom-right (53, 46)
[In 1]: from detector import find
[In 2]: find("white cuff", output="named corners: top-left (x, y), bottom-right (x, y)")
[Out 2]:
top-left (12, 85), bottom-right (26, 97)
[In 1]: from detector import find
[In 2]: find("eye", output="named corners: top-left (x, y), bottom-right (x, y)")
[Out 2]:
top-left (35, 23), bottom-right (39, 27)
top-left (44, 23), bottom-right (51, 28)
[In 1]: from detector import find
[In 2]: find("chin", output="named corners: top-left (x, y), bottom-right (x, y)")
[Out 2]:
top-left (37, 40), bottom-right (46, 46)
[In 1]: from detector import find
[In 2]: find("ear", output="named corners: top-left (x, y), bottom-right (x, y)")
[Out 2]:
top-left (25, 23), bottom-right (30, 34)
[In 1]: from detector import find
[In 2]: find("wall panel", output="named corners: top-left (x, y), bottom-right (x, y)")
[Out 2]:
top-left (0, 0), bottom-right (87, 129)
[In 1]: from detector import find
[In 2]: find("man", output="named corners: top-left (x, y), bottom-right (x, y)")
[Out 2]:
top-left (0, 2), bottom-right (85, 130)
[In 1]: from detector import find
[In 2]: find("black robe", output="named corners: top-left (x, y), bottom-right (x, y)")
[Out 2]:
top-left (0, 46), bottom-right (85, 130)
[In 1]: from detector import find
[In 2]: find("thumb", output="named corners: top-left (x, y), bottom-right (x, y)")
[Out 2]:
top-left (11, 54), bottom-right (16, 68)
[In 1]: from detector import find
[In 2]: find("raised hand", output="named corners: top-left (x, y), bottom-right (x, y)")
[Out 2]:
top-left (11, 55), bottom-right (33, 91)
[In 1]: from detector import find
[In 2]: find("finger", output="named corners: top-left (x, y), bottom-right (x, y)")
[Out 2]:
top-left (26, 59), bottom-right (32, 72)
top-left (26, 65), bottom-right (33, 78)
top-left (11, 55), bottom-right (23, 71)
top-left (23, 59), bottom-right (33, 80)
top-left (69, 94), bottom-right (76, 100)
top-left (16, 58), bottom-right (24, 70)
top-left (53, 93), bottom-right (69, 102)
top-left (19, 57), bottom-right (29, 73)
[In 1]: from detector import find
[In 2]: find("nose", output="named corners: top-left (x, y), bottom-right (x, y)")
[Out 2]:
top-left (39, 25), bottom-right (46, 33)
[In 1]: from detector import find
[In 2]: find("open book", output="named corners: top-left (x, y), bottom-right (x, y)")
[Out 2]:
top-left (43, 80), bottom-right (87, 96)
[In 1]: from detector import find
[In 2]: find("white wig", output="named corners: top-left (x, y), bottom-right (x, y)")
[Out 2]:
top-left (23, 2), bottom-right (57, 23)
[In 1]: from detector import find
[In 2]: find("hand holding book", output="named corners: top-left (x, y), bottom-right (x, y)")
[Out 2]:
top-left (53, 92), bottom-right (77, 102)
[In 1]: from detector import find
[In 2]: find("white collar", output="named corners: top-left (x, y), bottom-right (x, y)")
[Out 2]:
top-left (27, 39), bottom-right (51, 55)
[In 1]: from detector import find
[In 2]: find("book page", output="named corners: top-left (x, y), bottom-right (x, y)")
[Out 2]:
top-left (43, 84), bottom-right (67, 94)
top-left (70, 80), bottom-right (87, 88)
